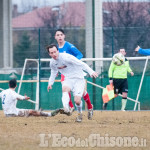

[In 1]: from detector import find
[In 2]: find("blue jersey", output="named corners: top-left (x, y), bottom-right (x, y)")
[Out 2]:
top-left (58, 41), bottom-right (83, 59)
top-left (139, 48), bottom-right (150, 55)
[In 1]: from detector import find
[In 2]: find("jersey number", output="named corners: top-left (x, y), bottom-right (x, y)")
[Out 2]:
top-left (2, 94), bottom-right (6, 104)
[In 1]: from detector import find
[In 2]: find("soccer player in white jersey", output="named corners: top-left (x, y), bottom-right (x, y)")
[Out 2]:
top-left (0, 79), bottom-right (60, 117)
top-left (46, 44), bottom-right (98, 122)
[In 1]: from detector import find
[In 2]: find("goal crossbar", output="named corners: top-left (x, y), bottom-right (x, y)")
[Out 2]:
top-left (26, 56), bottom-right (150, 62)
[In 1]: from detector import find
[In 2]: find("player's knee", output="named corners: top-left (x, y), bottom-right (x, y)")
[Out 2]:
top-left (122, 97), bottom-right (127, 99)
top-left (74, 97), bottom-right (81, 105)
top-left (75, 101), bottom-right (81, 105)
top-left (122, 92), bottom-right (127, 98)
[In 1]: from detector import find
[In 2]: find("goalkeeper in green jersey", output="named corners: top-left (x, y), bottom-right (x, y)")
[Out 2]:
top-left (103, 49), bottom-right (134, 111)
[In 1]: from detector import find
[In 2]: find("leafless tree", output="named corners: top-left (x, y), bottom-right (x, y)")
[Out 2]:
top-left (103, 0), bottom-right (150, 56)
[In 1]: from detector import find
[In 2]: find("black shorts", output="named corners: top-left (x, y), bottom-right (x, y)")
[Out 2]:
top-left (113, 79), bottom-right (128, 94)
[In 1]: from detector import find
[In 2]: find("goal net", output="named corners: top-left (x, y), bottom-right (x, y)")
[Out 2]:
top-left (18, 56), bottom-right (150, 111)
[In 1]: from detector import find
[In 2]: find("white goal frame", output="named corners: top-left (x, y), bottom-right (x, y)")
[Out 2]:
top-left (18, 56), bottom-right (150, 111)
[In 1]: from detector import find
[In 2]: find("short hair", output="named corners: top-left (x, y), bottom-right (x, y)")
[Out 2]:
top-left (55, 29), bottom-right (65, 35)
top-left (119, 48), bottom-right (126, 52)
top-left (46, 44), bottom-right (58, 53)
top-left (9, 79), bottom-right (17, 88)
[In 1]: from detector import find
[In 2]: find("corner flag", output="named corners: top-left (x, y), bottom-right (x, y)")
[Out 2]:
top-left (102, 84), bottom-right (114, 103)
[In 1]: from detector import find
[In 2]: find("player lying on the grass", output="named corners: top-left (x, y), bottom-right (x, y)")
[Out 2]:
top-left (46, 44), bottom-right (98, 122)
top-left (103, 48), bottom-right (134, 111)
top-left (55, 29), bottom-right (93, 120)
top-left (135, 46), bottom-right (150, 55)
top-left (0, 79), bottom-right (60, 117)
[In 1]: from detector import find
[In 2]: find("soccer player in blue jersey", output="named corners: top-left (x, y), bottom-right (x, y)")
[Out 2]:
top-left (135, 46), bottom-right (150, 55)
top-left (54, 29), bottom-right (93, 119)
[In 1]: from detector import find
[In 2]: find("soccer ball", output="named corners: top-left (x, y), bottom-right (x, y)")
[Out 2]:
top-left (112, 53), bottom-right (125, 66)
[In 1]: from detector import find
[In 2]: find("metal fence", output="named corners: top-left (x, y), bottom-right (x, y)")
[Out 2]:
top-left (0, 27), bottom-right (150, 110)
top-left (12, 26), bottom-right (150, 68)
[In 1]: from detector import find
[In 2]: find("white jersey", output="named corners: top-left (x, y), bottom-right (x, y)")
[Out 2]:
top-left (0, 89), bottom-right (25, 115)
top-left (48, 53), bottom-right (94, 85)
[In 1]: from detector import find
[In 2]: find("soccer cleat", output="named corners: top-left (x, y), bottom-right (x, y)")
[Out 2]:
top-left (59, 108), bottom-right (71, 116)
top-left (75, 113), bottom-right (82, 122)
top-left (51, 109), bottom-right (60, 116)
top-left (88, 105), bottom-right (93, 120)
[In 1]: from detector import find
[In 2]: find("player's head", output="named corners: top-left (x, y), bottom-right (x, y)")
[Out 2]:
top-left (55, 29), bottom-right (65, 43)
top-left (119, 48), bottom-right (126, 56)
top-left (9, 79), bottom-right (17, 88)
top-left (46, 44), bottom-right (59, 60)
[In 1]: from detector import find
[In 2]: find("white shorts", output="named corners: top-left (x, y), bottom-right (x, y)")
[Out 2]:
top-left (5, 109), bottom-right (30, 117)
top-left (62, 78), bottom-right (85, 97)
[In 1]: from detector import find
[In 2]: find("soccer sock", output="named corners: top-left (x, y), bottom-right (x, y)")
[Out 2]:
top-left (62, 92), bottom-right (70, 112)
top-left (69, 92), bottom-right (74, 108)
top-left (75, 101), bottom-right (83, 114)
top-left (83, 91), bottom-right (93, 110)
top-left (121, 98), bottom-right (127, 111)
top-left (103, 103), bottom-right (108, 110)
top-left (40, 111), bottom-right (51, 117)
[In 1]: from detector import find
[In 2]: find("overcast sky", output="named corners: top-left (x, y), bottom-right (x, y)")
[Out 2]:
top-left (12, 0), bottom-right (85, 12)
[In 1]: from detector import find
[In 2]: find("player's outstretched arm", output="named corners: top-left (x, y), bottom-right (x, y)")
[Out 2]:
top-left (16, 93), bottom-right (30, 100)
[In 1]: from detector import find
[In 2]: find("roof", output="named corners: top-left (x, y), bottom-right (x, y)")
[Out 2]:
top-left (12, 2), bottom-right (85, 28)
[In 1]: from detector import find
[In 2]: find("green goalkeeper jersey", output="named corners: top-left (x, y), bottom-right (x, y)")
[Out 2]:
top-left (108, 58), bottom-right (132, 79)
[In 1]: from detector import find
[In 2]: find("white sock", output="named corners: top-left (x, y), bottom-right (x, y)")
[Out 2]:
top-left (62, 92), bottom-right (70, 112)
top-left (48, 112), bottom-right (52, 117)
top-left (75, 101), bottom-right (83, 114)
top-left (40, 111), bottom-right (50, 117)
top-left (121, 99), bottom-right (127, 111)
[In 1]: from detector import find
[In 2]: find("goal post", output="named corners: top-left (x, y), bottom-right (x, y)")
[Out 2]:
top-left (17, 59), bottom-right (39, 110)
top-left (17, 56), bottom-right (150, 111)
